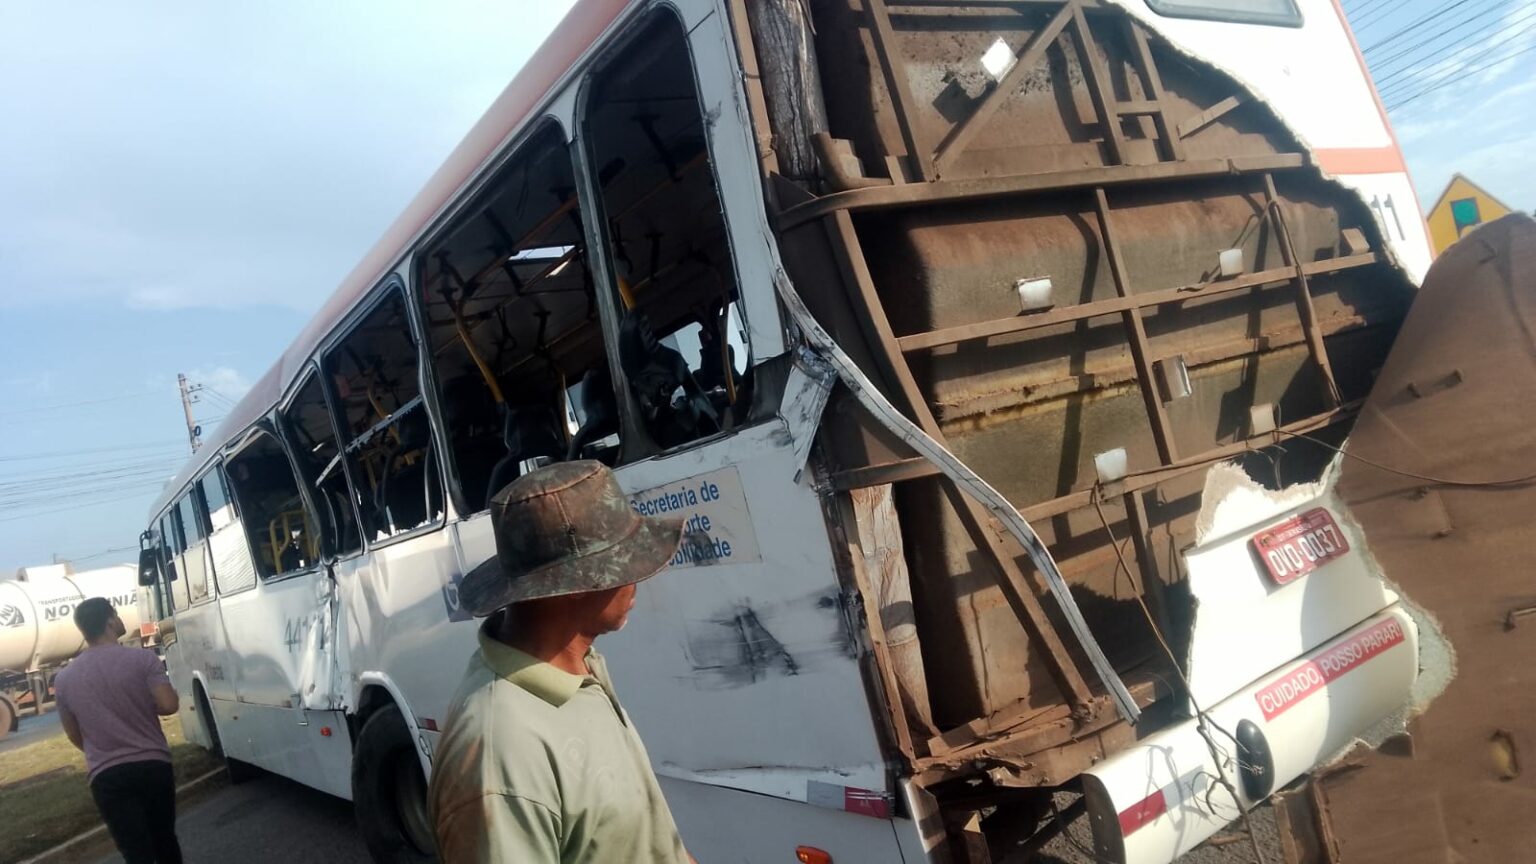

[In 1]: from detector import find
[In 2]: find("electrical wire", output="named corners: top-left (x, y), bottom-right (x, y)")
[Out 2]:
top-left (1379, 16), bottom-right (1536, 98)
top-left (1090, 495), bottom-right (1271, 864)
top-left (1361, 0), bottom-right (1482, 52)
top-left (1279, 429), bottom-right (1536, 486)
top-left (1368, 0), bottom-right (1531, 78)
top-left (0, 390), bottom-right (166, 419)
top-left (0, 441), bottom-right (185, 463)
top-left (63, 544), bottom-right (140, 564)
top-left (1351, 0), bottom-right (1412, 34)
top-left (1387, 39), bottom-right (1536, 108)
top-left (1347, 0), bottom-right (1399, 23)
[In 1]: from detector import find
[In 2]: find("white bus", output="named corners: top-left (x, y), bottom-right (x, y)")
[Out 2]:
top-left (138, 0), bottom-right (1441, 861)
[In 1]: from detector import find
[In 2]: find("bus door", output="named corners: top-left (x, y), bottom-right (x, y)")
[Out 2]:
top-left (218, 425), bottom-right (341, 713)
top-left (579, 7), bottom-right (889, 815)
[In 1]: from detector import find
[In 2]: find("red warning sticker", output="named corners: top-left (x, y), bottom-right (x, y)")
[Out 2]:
top-left (1254, 617), bottom-right (1406, 721)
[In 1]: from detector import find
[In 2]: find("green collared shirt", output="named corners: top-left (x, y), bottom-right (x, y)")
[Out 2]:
top-left (429, 618), bottom-right (689, 864)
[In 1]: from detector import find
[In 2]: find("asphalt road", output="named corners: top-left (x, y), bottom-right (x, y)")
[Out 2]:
top-left (0, 711), bottom-right (61, 755)
top-left (92, 773), bottom-right (372, 864)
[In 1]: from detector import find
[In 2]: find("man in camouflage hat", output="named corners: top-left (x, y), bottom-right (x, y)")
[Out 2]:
top-left (429, 460), bottom-right (695, 864)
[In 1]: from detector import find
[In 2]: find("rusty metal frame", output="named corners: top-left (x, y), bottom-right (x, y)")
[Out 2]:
top-left (865, 0), bottom-right (934, 181)
top-left (821, 208), bottom-right (1098, 712)
top-left (1263, 172), bottom-right (1345, 407)
top-left (776, 154), bottom-right (1308, 229)
top-left (931, 1), bottom-right (1078, 174)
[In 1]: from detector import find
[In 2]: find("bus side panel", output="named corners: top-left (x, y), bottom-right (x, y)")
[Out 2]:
top-left (606, 420), bottom-right (891, 807)
top-left (335, 525), bottom-right (478, 737)
top-left (659, 775), bottom-right (911, 864)
top-left (210, 698), bottom-right (353, 799)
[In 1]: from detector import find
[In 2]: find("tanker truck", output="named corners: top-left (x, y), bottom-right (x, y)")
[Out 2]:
top-left (0, 564), bottom-right (142, 737)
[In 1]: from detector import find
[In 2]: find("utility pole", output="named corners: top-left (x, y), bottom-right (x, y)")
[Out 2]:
top-left (177, 373), bottom-right (201, 453)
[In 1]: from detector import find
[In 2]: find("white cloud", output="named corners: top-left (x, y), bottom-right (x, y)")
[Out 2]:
top-left (189, 366), bottom-right (253, 402)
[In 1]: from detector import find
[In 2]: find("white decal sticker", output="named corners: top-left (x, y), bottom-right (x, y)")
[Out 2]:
top-left (630, 466), bottom-right (761, 567)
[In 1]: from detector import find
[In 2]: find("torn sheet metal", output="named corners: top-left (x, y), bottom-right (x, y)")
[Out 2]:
top-left (781, 345), bottom-right (837, 482)
top-left (1083, 606), bottom-right (1419, 864)
top-left (1182, 462), bottom-right (1399, 711)
top-left (1304, 213), bottom-right (1536, 862)
top-left (772, 268), bottom-right (1139, 722)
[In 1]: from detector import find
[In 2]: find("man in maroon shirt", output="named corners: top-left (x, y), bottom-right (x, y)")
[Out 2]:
top-left (55, 597), bottom-right (183, 864)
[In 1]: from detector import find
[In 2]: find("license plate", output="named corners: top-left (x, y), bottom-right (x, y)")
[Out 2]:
top-left (1251, 507), bottom-right (1349, 585)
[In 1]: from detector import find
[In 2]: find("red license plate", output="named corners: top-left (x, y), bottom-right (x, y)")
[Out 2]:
top-left (1251, 507), bottom-right (1349, 585)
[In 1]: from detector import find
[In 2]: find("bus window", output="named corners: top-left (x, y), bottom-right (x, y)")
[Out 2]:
top-left (159, 511), bottom-right (190, 611)
top-left (582, 10), bottom-right (751, 461)
top-left (325, 290), bottom-right (444, 541)
top-left (225, 431), bottom-right (321, 579)
top-left (1143, 0), bottom-right (1301, 27)
top-left (176, 492), bottom-right (212, 603)
top-left (201, 466), bottom-right (257, 595)
top-left (417, 123), bottom-right (618, 514)
top-left (282, 373), bottom-right (364, 556)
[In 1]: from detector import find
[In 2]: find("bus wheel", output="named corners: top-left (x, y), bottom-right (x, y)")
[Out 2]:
top-left (196, 687), bottom-right (257, 784)
top-left (353, 705), bottom-right (436, 863)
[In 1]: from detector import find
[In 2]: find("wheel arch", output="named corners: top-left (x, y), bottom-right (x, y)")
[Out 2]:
top-left (352, 672), bottom-right (432, 778)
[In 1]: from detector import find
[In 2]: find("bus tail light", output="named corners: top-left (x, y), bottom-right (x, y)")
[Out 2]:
top-left (795, 848), bottom-right (831, 864)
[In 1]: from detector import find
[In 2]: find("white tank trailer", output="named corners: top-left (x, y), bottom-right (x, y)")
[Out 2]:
top-left (0, 564), bottom-right (142, 736)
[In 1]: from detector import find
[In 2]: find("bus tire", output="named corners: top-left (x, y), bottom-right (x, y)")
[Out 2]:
top-left (0, 694), bottom-right (16, 739)
top-left (352, 705), bottom-right (436, 863)
top-left (196, 686), bottom-right (257, 785)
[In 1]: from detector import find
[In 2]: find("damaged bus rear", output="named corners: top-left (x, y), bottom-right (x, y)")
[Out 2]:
top-left (736, 0), bottom-right (1491, 860)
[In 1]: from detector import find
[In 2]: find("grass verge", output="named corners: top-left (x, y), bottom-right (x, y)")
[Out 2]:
top-left (0, 715), bottom-right (220, 864)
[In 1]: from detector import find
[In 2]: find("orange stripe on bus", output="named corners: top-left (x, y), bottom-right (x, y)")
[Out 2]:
top-left (1313, 146), bottom-right (1408, 176)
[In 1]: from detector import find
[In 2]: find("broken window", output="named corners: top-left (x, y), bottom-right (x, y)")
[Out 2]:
top-left (225, 431), bottom-right (320, 579)
top-left (175, 491), bottom-right (212, 603)
top-left (324, 289), bottom-right (444, 540)
top-left (582, 10), bottom-right (752, 461)
top-left (282, 372), bottom-right (364, 557)
top-left (417, 123), bottom-right (619, 513)
top-left (201, 466), bottom-right (257, 595)
top-left (158, 511), bottom-right (188, 612)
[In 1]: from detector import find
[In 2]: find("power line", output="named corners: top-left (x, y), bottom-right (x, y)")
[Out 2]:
top-left (1352, 0), bottom-right (1412, 33)
top-left (1379, 17), bottom-right (1536, 99)
top-left (1347, 0), bottom-right (1398, 21)
top-left (0, 441), bottom-right (185, 463)
top-left (0, 488), bottom-right (163, 524)
top-left (1362, 0), bottom-right (1484, 53)
top-left (62, 544), bottom-right (140, 565)
top-left (0, 390), bottom-right (165, 419)
top-left (1369, 1), bottom-right (1533, 81)
top-left (1388, 36), bottom-right (1536, 108)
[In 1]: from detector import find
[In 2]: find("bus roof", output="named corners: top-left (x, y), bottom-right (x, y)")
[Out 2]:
top-left (149, 0), bottom-right (632, 520)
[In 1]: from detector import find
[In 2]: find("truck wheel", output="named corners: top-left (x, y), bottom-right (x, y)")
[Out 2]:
top-left (0, 695), bottom-right (15, 739)
top-left (196, 687), bottom-right (257, 784)
top-left (353, 705), bottom-right (436, 863)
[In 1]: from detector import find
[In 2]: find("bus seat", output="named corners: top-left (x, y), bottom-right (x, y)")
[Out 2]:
top-left (485, 403), bottom-right (563, 508)
top-left (566, 365), bottom-right (619, 462)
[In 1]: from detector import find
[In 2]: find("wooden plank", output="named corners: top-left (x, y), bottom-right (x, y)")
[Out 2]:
top-left (1264, 173), bottom-right (1343, 407)
top-left (1071, 6), bottom-right (1127, 165)
top-left (1094, 186), bottom-right (1179, 463)
top-left (932, 1), bottom-right (1077, 173)
top-left (866, 0), bottom-right (934, 181)
top-left (896, 253), bottom-right (1381, 353)
top-left (851, 485), bottom-right (936, 740)
top-left (822, 209), bottom-right (1097, 710)
top-left (833, 491), bottom-right (918, 760)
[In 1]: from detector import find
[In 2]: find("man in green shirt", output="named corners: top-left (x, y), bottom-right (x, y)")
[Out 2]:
top-left (429, 460), bottom-right (695, 864)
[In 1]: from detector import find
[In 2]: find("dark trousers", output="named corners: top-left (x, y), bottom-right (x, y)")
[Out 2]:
top-left (90, 759), bottom-right (183, 864)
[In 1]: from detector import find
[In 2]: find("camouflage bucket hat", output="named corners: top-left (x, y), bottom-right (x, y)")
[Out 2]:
top-left (459, 460), bottom-right (684, 616)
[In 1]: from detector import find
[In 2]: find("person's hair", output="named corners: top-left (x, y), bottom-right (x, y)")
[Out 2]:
top-left (74, 597), bottom-right (117, 641)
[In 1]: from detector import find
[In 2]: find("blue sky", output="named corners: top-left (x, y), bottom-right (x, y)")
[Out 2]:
top-left (1, 0), bottom-right (1530, 574)
top-left (0, 1), bottom-right (577, 573)
top-left (1350, 0), bottom-right (1536, 211)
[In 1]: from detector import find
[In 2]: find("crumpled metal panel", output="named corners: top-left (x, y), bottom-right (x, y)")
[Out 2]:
top-left (1316, 213), bottom-right (1536, 862)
